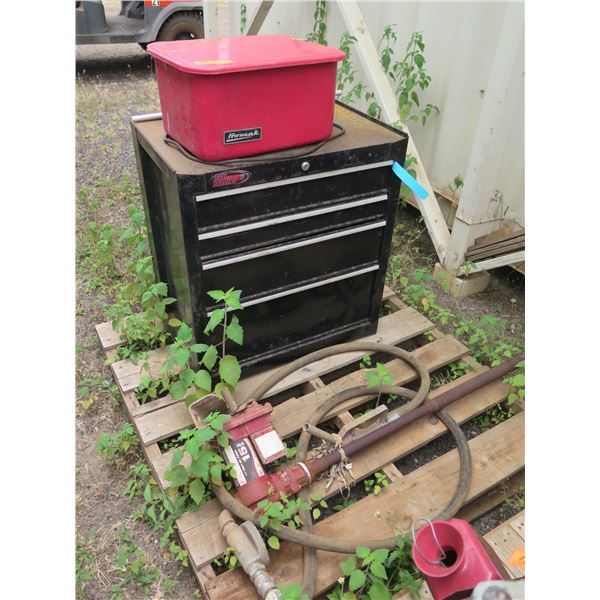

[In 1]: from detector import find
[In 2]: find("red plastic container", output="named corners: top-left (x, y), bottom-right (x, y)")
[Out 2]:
top-left (412, 519), bottom-right (504, 600)
top-left (147, 36), bottom-right (345, 161)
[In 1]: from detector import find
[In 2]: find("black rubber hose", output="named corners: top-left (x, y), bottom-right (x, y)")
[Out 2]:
top-left (212, 341), bottom-right (473, 598)
top-left (211, 402), bottom-right (471, 547)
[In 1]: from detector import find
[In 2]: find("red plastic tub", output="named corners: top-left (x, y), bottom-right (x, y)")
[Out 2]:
top-left (147, 36), bottom-right (345, 161)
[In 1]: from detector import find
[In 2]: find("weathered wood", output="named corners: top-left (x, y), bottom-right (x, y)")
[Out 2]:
top-left (467, 234), bottom-right (524, 257)
top-left (203, 413), bottom-right (525, 599)
top-left (180, 373), bottom-right (508, 570)
top-left (149, 334), bottom-right (468, 464)
top-left (272, 336), bottom-right (468, 439)
top-left (111, 346), bottom-right (171, 393)
top-left (472, 226), bottom-right (525, 250)
top-left (466, 239), bottom-right (525, 262)
top-left (110, 307), bottom-right (432, 406)
top-left (95, 320), bottom-right (122, 351)
top-left (234, 307), bottom-right (434, 402)
top-left (151, 334), bottom-right (468, 490)
top-left (485, 512), bottom-right (525, 578)
top-left (456, 469), bottom-right (524, 523)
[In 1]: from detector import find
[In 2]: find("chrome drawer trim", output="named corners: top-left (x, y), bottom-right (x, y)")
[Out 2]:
top-left (208, 264), bottom-right (380, 315)
top-left (197, 194), bottom-right (388, 241)
top-left (202, 220), bottom-right (386, 271)
top-left (196, 160), bottom-right (393, 202)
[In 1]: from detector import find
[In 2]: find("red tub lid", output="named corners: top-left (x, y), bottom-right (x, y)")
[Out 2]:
top-left (147, 35), bottom-right (345, 75)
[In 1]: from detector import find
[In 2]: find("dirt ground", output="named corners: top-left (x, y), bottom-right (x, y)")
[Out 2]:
top-left (75, 43), bottom-right (524, 599)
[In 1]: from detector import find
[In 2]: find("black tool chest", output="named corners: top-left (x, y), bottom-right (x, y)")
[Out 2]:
top-left (131, 103), bottom-right (408, 368)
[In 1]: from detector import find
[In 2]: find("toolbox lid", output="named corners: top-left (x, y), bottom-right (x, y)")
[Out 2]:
top-left (147, 35), bottom-right (345, 75)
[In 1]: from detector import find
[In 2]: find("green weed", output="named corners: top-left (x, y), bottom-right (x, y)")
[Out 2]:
top-left (328, 535), bottom-right (422, 599)
top-left (96, 423), bottom-right (139, 467)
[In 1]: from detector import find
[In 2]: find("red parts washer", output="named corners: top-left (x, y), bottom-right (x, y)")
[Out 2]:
top-left (147, 35), bottom-right (344, 161)
top-left (412, 518), bottom-right (510, 600)
top-left (223, 402), bottom-right (286, 489)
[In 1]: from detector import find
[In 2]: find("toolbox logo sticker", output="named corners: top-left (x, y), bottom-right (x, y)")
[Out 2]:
top-left (224, 127), bottom-right (262, 145)
top-left (210, 170), bottom-right (251, 189)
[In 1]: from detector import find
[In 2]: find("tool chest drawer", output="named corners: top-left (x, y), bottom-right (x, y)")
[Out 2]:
top-left (132, 102), bottom-right (409, 367)
top-left (201, 220), bottom-right (385, 297)
top-left (195, 162), bottom-right (390, 230)
top-left (198, 192), bottom-right (388, 260)
top-left (205, 266), bottom-right (379, 364)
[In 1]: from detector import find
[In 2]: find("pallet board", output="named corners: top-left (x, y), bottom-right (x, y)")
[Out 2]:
top-left (95, 287), bottom-right (525, 597)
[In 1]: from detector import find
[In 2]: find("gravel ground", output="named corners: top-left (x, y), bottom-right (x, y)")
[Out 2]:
top-left (75, 43), bottom-right (524, 599)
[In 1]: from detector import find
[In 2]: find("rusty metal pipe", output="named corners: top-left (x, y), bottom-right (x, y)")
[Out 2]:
top-left (306, 354), bottom-right (523, 479)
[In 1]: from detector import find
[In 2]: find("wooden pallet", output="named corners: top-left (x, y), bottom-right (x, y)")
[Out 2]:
top-left (95, 287), bottom-right (525, 598)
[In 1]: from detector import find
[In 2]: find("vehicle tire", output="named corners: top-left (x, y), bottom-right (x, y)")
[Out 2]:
top-left (157, 11), bottom-right (204, 41)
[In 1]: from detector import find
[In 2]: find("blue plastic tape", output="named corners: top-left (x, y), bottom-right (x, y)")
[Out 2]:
top-left (392, 161), bottom-right (428, 200)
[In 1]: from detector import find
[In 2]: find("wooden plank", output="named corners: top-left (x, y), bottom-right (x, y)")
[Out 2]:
top-left (148, 334), bottom-right (467, 460)
top-left (511, 261), bottom-right (525, 276)
top-left (509, 512), bottom-right (524, 538)
top-left (273, 335), bottom-right (468, 438)
top-left (467, 234), bottom-right (524, 257)
top-left (466, 239), bottom-right (525, 262)
top-left (110, 346), bottom-right (171, 393)
top-left (110, 307), bottom-right (432, 399)
top-left (203, 412), bottom-right (525, 599)
top-left (300, 374), bottom-right (509, 502)
top-left (136, 311), bottom-right (440, 444)
top-left (234, 307), bottom-right (433, 402)
top-left (472, 226), bottom-right (525, 250)
top-left (457, 251), bottom-right (525, 276)
top-left (456, 469), bottom-right (524, 523)
top-left (98, 287), bottom-right (395, 359)
top-left (95, 320), bottom-right (122, 351)
top-left (180, 372), bottom-right (507, 570)
top-left (485, 513), bottom-right (525, 578)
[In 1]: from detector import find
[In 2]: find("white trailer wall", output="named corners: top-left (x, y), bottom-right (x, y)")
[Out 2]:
top-left (231, 1), bottom-right (524, 230)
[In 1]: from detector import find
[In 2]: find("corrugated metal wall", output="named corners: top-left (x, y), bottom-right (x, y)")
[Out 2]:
top-left (234, 1), bottom-right (524, 227)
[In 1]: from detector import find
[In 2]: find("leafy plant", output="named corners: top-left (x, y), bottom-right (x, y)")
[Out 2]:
top-left (163, 412), bottom-right (232, 510)
top-left (336, 32), bottom-right (380, 117)
top-left (105, 207), bottom-right (175, 361)
top-left (328, 535), bottom-right (422, 599)
top-left (363, 362), bottom-right (394, 407)
top-left (257, 492), bottom-right (314, 549)
top-left (110, 525), bottom-right (160, 600)
top-left (363, 471), bottom-right (390, 496)
top-left (78, 374), bottom-right (120, 411)
top-left (305, 0), bottom-right (328, 45)
top-left (279, 582), bottom-right (310, 600)
top-left (504, 361), bottom-right (525, 408)
top-left (333, 497), bottom-right (356, 512)
top-left (134, 287), bottom-right (244, 407)
top-left (76, 537), bottom-right (95, 597)
top-left (379, 29), bottom-right (440, 126)
top-left (462, 260), bottom-right (476, 278)
top-left (96, 423), bottom-right (139, 467)
top-left (127, 465), bottom-right (190, 555)
top-left (448, 174), bottom-right (464, 203)
top-left (213, 546), bottom-right (239, 572)
top-left (239, 3), bottom-right (247, 34)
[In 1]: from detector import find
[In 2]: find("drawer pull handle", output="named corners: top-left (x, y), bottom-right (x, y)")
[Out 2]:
top-left (203, 220), bottom-right (386, 271)
top-left (207, 264), bottom-right (380, 315)
top-left (196, 160), bottom-right (393, 202)
top-left (197, 194), bottom-right (388, 241)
